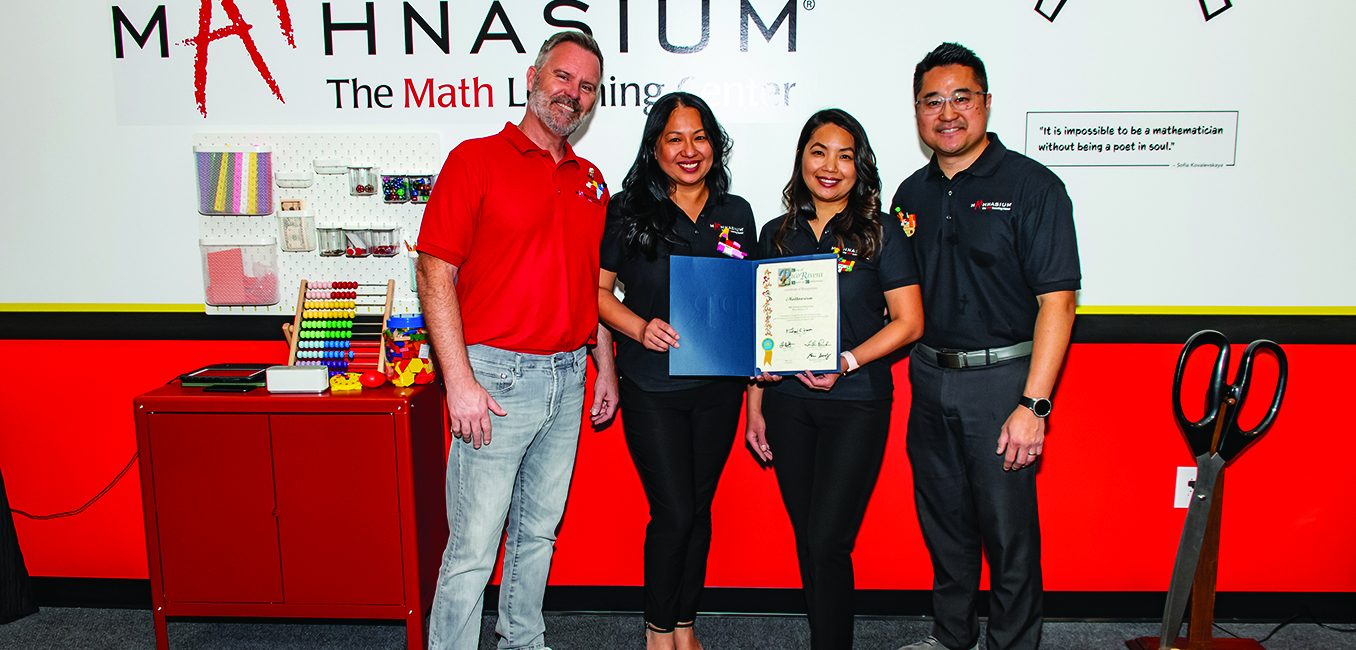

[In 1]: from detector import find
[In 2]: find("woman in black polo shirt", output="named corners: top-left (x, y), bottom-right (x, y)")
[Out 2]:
top-left (746, 108), bottom-right (924, 650)
top-left (597, 92), bottom-right (756, 650)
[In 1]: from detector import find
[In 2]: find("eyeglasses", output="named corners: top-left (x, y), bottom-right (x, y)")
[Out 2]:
top-left (915, 91), bottom-right (989, 115)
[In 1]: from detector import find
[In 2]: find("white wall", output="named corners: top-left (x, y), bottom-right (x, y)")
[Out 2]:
top-left (3, 0), bottom-right (1352, 312)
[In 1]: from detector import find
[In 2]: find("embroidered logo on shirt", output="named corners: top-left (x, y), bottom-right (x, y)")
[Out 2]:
top-left (894, 207), bottom-right (917, 237)
top-left (831, 246), bottom-right (858, 273)
top-left (710, 222), bottom-right (745, 236)
top-left (971, 200), bottom-right (1013, 211)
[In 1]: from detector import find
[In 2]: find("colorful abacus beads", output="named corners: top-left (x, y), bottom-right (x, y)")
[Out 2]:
top-left (295, 349), bottom-right (356, 360)
top-left (309, 281), bottom-right (359, 290)
top-left (292, 280), bottom-right (387, 377)
top-left (297, 340), bottom-right (353, 350)
top-left (305, 289), bottom-right (358, 299)
top-left (294, 358), bottom-right (363, 374)
top-left (302, 299), bottom-right (356, 309)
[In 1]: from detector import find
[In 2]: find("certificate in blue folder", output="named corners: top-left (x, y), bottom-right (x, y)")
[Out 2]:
top-left (669, 253), bottom-right (839, 377)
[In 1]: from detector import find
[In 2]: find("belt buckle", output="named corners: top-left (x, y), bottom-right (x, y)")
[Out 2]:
top-left (936, 350), bottom-right (966, 369)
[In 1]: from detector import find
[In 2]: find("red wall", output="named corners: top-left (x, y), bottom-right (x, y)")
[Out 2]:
top-left (2, 340), bottom-right (1351, 591)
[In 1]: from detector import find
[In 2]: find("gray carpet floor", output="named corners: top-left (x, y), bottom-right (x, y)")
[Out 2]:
top-left (3, 609), bottom-right (1354, 649)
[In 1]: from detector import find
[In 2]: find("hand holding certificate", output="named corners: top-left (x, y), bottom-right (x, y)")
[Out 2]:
top-left (669, 253), bottom-right (840, 377)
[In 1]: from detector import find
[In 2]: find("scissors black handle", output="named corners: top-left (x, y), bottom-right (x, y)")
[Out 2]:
top-left (1215, 339), bottom-right (1287, 462)
top-left (1171, 330), bottom-right (1231, 453)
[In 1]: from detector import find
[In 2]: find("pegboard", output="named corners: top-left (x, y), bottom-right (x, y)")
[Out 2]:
top-left (194, 133), bottom-right (442, 316)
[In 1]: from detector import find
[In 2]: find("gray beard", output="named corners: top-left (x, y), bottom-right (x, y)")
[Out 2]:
top-left (529, 90), bottom-right (585, 138)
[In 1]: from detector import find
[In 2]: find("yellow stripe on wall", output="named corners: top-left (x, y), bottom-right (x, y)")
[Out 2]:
top-left (0, 303), bottom-right (205, 313)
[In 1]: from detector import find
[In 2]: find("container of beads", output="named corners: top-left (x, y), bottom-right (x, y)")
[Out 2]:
top-left (408, 174), bottom-right (436, 203)
top-left (343, 227), bottom-right (371, 258)
top-left (369, 226), bottom-right (400, 257)
top-left (384, 313), bottom-right (435, 386)
top-left (348, 165), bottom-right (377, 196)
top-left (381, 174), bottom-right (410, 203)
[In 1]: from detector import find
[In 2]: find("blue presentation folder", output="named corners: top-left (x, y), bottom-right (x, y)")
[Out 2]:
top-left (668, 253), bottom-right (837, 377)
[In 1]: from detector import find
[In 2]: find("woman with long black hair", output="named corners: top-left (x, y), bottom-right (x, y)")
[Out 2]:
top-left (597, 92), bottom-right (756, 650)
top-left (746, 108), bottom-right (924, 649)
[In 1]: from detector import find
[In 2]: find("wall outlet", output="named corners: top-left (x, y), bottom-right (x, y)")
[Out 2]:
top-left (1174, 466), bottom-right (1197, 508)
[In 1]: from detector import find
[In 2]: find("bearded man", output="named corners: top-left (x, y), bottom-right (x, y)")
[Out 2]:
top-left (417, 30), bottom-right (619, 650)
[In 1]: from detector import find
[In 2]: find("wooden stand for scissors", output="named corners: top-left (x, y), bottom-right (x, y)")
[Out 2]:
top-left (1127, 453), bottom-right (1263, 649)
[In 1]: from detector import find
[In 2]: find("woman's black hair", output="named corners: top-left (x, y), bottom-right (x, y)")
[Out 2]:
top-left (617, 92), bottom-right (732, 259)
top-left (771, 108), bottom-right (883, 258)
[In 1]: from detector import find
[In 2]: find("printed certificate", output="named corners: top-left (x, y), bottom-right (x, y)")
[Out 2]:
top-left (669, 253), bottom-right (840, 376)
top-left (754, 258), bottom-right (839, 373)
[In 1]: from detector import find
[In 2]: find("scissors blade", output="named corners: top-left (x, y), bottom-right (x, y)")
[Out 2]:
top-left (1158, 454), bottom-right (1226, 648)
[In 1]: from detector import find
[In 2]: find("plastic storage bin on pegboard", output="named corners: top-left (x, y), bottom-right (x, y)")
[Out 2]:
top-left (199, 237), bottom-right (280, 306)
top-left (194, 146), bottom-right (274, 216)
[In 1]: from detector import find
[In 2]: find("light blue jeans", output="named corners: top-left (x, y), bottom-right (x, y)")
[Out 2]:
top-left (427, 344), bottom-right (588, 650)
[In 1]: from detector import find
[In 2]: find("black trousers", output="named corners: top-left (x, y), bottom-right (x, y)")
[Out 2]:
top-left (763, 390), bottom-right (891, 650)
top-left (619, 378), bottom-right (744, 629)
top-left (907, 349), bottom-right (1042, 650)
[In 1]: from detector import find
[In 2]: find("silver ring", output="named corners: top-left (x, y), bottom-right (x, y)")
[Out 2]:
top-left (1027, 451), bottom-right (1038, 456)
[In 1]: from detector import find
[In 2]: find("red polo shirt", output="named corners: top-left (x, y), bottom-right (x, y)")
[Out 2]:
top-left (418, 123), bottom-right (610, 355)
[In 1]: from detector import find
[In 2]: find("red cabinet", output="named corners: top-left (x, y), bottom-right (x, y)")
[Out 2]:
top-left (134, 383), bottom-right (448, 650)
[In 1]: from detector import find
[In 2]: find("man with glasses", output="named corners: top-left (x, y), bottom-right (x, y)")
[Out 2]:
top-left (890, 43), bottom-right (1080, 650)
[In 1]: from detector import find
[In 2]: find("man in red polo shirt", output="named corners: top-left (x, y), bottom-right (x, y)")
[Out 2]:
top-left (417, 30), bottom-right (617, 650)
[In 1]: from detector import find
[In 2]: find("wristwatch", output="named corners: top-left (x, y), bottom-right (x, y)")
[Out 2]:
top-left (1019, 396), bottom-right (1053, 418)
top-left (840, 350), bottom-right (860, 374)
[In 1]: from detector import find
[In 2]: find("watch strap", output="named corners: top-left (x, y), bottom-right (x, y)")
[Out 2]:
top-left (840, 350), bottom-right (860, 374)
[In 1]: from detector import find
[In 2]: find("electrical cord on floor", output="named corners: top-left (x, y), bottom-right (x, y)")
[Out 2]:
top-left (1212, 609), bottom-right (1356, 643)
top-left (10, 451), bottom-right (139, 520)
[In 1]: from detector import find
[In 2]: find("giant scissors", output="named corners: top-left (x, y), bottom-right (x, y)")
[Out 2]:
top-left (1157, 330), bottom-right (1287, 649)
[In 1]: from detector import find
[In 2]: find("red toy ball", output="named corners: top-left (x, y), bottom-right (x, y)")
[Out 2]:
top-left (359, 370), bottom-right (387, 388)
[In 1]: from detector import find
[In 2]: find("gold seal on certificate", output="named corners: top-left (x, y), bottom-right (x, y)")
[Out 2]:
top-left (668, 253), bottom-right (840, 377)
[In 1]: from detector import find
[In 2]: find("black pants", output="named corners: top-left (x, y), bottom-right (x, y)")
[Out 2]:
top-left (619, 378), bottom-right (744, 629)
top-left (763, 390), bottom-right (891, 650)
top-left (907, 350), bottom-right (1042, 650)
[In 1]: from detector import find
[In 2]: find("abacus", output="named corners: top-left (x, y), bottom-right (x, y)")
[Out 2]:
top-left (285, 279), bottom-right (395, 375)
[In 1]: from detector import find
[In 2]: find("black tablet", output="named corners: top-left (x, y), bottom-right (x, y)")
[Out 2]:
top-left (178, 363), bottom-right (271, 387)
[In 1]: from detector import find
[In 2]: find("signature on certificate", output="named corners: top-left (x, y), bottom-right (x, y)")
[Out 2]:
top-left (806, 352), bottom-right (832, 361)
top-left (805, 338), bottom-right (831, 348)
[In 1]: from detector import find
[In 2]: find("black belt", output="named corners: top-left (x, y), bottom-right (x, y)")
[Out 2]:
top-left (916, 341), bottom-right (1033, 369)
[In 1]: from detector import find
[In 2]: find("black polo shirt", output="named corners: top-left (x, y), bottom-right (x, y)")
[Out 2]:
top-left (757, 209), bottom-right (919, 402)
top-left (889, 134), bottom-right (1080, 351)
top-left (601, 191), bottom-right (757, 392)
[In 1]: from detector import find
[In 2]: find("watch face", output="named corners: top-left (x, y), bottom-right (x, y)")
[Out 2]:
top-left (1023, 396), bottom-right (1053, 417)
top-left (1033, 399), bottom-right (1052, 417)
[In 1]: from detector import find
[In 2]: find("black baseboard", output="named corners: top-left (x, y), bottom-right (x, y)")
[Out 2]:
top-left (33, 578), bottom-right (150, 609)
top-left (31, 579), bottom-right (1356, 622)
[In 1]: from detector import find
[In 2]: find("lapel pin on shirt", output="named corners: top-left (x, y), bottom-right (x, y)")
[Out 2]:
top-left (894, 206), bottom-right (917, 237)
